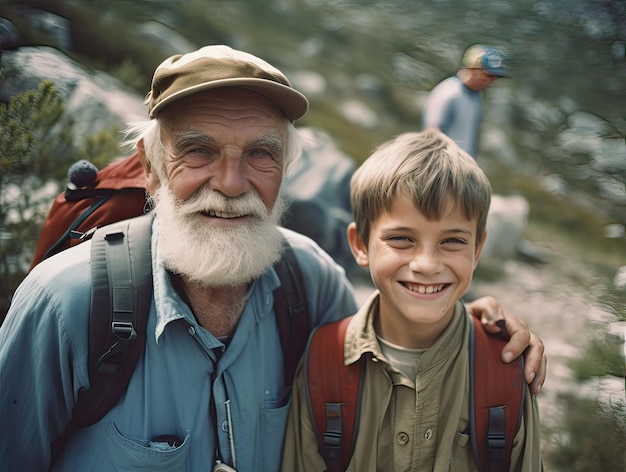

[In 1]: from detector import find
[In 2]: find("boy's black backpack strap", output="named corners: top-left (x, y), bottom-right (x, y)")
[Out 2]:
top-left (272, 238), bottom-right (310, 385)
top-left (469, 315), bottom-right (525, 472)
top-left (50, 213), bottom-right (154, 463)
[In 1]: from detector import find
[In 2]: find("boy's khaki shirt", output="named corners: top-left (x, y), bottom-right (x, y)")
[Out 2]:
top-left (282, 292), bottom-right (542, 471)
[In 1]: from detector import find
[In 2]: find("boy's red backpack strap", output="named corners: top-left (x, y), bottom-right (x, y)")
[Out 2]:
top-left (469, 316), bottom-right (525, 472)
top-left (304, 316), bottom-right (364, 472)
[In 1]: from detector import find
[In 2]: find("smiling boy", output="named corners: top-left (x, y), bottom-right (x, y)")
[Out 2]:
top-left (281, 129), bottom-right (542, 471)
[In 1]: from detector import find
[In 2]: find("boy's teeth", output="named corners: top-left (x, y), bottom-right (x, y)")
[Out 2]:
top-left (409, 284), bottom-right (444, 294)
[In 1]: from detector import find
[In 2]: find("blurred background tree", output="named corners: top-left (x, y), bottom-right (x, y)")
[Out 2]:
top-left (0, 73), bottom-right (74, 315)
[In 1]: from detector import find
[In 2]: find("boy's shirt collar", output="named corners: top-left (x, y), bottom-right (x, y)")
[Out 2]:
top-left (345, 291), bottom-right (469, 370)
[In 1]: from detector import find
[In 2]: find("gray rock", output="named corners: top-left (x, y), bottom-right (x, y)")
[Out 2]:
top-left (481, 194), bottom-right (530, 261)
top-left (614, 266), bottom-right (626, 290)
top-left (0, 46), bottom-right (147, 147)
top-left (136, 21), bottom-right (196, 57)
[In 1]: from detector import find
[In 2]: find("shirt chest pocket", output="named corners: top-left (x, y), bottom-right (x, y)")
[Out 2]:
top-left (105, 421), bottom-right (191, 472)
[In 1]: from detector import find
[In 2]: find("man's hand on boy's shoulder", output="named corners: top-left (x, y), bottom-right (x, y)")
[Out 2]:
top-left (466, 296), bottom-right (547, 395)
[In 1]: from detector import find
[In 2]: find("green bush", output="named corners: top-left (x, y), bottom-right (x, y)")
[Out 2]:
top-left (569, 333), bottom-right (626, 381)
top-left (547, 394), bottom-right (626, 472)
top-left (0, 73), bottom-right (71, 314)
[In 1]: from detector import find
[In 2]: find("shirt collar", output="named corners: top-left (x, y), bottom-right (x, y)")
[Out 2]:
top-left (345, 291), bottom-right (469, 365)
top-left (150, 227), bottom-right (282, 344)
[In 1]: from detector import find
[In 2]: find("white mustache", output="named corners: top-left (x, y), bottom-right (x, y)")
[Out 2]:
top-left (176, 189), bottom-right (269, 220)
top-left (154, 184), bottom-right (284, 287)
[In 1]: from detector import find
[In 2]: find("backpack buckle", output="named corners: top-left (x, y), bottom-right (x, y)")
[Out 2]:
top-left (323, 431), bottom-right (341, 448)
top-left (112, 321), bottom-right (137, 341)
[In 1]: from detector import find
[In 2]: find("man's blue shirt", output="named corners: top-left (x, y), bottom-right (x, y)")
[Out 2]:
top-left (0, 220), bottom-right (357, 471)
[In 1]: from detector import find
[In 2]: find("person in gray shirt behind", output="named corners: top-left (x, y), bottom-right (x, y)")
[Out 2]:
top-left (423, 44), bottom-right (508, 159)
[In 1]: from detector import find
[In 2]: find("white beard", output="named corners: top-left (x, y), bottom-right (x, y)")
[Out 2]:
top-left (153, 185), bottom-right (286, 287)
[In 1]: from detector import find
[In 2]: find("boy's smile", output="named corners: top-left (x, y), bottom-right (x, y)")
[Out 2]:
top-left (404, 282), bottom-right (446, 294)
top-left (349, 193), bottom-right (486, 349)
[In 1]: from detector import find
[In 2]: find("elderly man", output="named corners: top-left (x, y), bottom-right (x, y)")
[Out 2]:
top-left (0, 45), bottom-right (544, 471)
top-left (422, 44), bottom-right (508, 159)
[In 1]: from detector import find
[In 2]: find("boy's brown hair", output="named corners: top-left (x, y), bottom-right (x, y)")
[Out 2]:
top-left (350, 129), bottom-right (491, 245)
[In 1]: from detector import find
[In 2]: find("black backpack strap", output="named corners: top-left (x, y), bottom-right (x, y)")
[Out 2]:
top-left (41, 194), bottom-right (111, 261)
top-left (272, 238), bottom-right (310, 385)
top-left (50, 213), bottom-right (153, 464)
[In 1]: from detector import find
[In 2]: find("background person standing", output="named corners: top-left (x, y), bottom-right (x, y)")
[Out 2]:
top-left (422, 44), bottom-right (508, 159)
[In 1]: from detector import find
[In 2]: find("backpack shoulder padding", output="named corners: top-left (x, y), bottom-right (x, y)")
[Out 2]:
top-left (469, 315), bottom-right (525, 472)
top-left (304, 316), bottom-right (364, 472)
top-left (50, 213), bottom-right (153, 463)
top-left (273, 238), bottom-right (310, 385)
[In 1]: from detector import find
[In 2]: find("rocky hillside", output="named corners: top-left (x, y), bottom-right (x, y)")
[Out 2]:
top-left (1, 1), bottom-right (625, 468)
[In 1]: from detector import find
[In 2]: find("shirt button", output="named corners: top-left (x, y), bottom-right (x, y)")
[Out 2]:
top-left (221, 420), bottom-right (228, 432)
top-left (424, 428), bottom-right (433, 440)
top-left (187, 325), bottom-right (196, 336)
top-left (397, 432), bottom-right (410, 445)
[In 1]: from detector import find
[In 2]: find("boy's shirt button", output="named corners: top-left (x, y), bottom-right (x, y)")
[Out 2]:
top-left (396, 432), bottom-right (410, 445)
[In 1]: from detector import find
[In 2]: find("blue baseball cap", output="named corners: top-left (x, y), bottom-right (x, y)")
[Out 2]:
top-left (462, 45), bottom-right (508, 77)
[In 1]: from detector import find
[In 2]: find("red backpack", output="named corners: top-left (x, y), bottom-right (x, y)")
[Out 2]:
top-left (304, 315), bottom-right (525, 472)
top-left (30, 152), bottom-right (147, 270)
